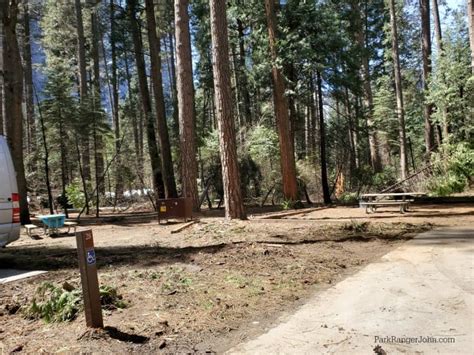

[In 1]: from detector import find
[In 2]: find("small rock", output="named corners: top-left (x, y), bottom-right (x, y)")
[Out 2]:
top-left (158, 340), bottom-right (166, 349)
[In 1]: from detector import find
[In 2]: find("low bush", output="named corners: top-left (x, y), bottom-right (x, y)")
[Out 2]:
top-left (24, 282), bottom-right (126, 323)
top-left (24, 282), bottom-right (81, 322)
top-left (427, 142), bottom-right (474, 196)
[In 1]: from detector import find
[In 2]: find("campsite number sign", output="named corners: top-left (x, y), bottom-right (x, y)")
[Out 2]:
top-left (76, 229), bottom-right (103, 328)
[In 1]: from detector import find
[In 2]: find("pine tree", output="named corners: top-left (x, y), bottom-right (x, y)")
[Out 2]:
top-left (209, 0), bottom-right (246, 219)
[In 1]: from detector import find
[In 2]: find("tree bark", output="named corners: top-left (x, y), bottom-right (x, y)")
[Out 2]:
top-left (128, 0), bottom-right (164, 202)
top-left (167, 30), bottom-right (180, 144)
top-left (90, 4), bottom-right (104, 216)
top-left (209, 0), bottom-right (246, 219)
top-left (236, 6), bottom-right (252, 126)
top-left (432, 0), bottom-right (448, 140)
top-left (145, 0), bottom-right (178, 199)
top-left (389, 0), bottom-right (408, 180)
top-left (74, 0), bottom-right (91, 182)
top-left (316, 71), bottom-right (331, 205)
top-left (264, 0), bottom-right (298, 202)
top-left (110, 0), bottom-right (123, 199)
top-left (432, 0), bottom-right (442, 52)
top-left (469, 0), bottom-right (474, 74)
top-left (420, 0), bottom-right (435, 154)
top-left (174, 0), bottom-right (199, 210)
top-left (22, 0), bottom-right (35, 163)
top-left (350, 0), bottom-right (382, 172)
top-left (1, 0), bottom-right (31, 224)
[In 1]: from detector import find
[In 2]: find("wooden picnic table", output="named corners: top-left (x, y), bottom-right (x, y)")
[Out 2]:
top-left (359, 192), bottom-right (426, 214)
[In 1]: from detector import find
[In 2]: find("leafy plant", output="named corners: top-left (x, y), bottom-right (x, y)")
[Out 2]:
top-left (24, 282), bottom-right (126, 322)
top-left (25, 282), bottom-right (82, 323)
top-left (337, 192), bottom-right (359, 204)
top-left (100, 285), bottom-right (127, 310)
top-left (427, 142), bottom-right (474, 196)
top-left (65, 181), bottom-right (86, 209)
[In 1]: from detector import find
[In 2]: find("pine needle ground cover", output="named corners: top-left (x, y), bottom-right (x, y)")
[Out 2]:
top-left (0, 208), bottom-right (454, 353)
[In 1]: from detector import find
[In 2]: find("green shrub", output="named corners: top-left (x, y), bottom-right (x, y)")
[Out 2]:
top-left (427, 142), bottom-right (474, 196)
top-left (24, 282), bottom-right (126, 323)
top-left (65, 181), bottom-right (86, 209)
top-left (25, 282), bottom-right (82, 322)
top-left (100, 285), bottom-right (127, 310)
top-left (338, 192), bottom-right (358, 203)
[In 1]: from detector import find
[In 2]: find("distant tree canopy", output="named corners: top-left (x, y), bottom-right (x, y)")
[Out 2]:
top-left (0, 0), bottom-right (472, 221)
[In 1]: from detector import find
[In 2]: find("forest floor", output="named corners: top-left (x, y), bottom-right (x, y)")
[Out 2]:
top-left (0, 203), bottom-right (473, 353)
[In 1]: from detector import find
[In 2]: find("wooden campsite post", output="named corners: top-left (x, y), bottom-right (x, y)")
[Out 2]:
top-left (76, 229), bottom-right (103, 328)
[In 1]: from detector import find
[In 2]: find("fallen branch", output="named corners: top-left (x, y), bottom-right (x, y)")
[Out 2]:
top-left (256, 206), bottom-right (326, 220)
top-left (170, 221), bottom-right (196, 234)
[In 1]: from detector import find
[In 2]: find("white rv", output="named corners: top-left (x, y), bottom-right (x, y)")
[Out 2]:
top-left (0, 135), bottom-right (20, 247)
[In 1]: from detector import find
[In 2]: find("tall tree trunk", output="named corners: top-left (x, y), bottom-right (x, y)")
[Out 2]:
top-left (59, 121), bottom-right (69, 217)
top-left (344, 87), bottom-right (357, 172)
top-left (145, 0), bottom-right (178, 198)
top-left (309, 76), bottom-right (317, 159)
top-left (174, 0), bottom-right (199, 210)
top-left (420, 0), bottom-right (435, 154)
top-left (432, 0), bottom-right (448, 140)
top-left (432, 0), bottom-right (442, 52)
top-left (1, 0), bottom-right (31, 224)
top-left (264, 0), bottom-right (298, 202)
top-left (351, 0), bottom-right (382, 172)
top-left (389, 0), bottom-right (408, 180)
top-left (469, 0), bottom-right (474, 74)
top-left (128, 0), bottom-right (164, 202)
top-left (236, 7), bottom-right (252, 126)
top-left (91, 4), bottom-right (104, 216)
top-left (167, 30), bottom-right (180, 143)
top-left (316, 72), bottom-right (331, 204)
top-left (124, 55), bottom-right (141, 167)
top-left (110, 0), bottom-right (123, 199)
top-left (209, 0), bottom-right (246, 219)
top-left (74, 0), bottom-right (91, 183)
top-left (22, 0), bottom-right (35, 165)
top-left (37, 94), bottom-right (54, 215)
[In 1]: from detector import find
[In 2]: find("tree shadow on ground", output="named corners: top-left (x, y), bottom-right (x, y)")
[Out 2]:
top-left (0, 243), bottom-right (227, 271)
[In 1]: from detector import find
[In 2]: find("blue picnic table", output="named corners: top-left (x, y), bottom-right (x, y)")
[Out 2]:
top-left (38, 214), bottom-right (66, 236)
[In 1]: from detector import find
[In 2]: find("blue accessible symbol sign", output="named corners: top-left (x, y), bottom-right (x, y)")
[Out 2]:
top-left (86, 249), bottom-right (96, 265)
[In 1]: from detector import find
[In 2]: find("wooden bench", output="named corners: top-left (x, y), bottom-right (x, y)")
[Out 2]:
top-left (64, 221), bottom-right (78, 234)
top-left (360, 201), bottom-right (410, 214)
top-left (24, 224), bottom-right (40, 237)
